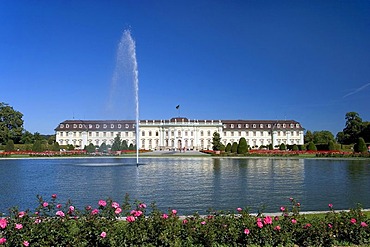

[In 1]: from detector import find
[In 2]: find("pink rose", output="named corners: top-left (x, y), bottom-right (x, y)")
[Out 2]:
top-left (91, 209), bottom-right (99, 215)
top-left (304, 223), bottom-right (312, 228)
top-left (57, 204), bottom-right (62, 209)
top-left (43, 202), bottom-right (49, 207)
top-left (172, 209), bottom-right (177, 215)
top-left (291, 219), bottom-right (297, 224)
top-left (18, 211), bottom-right (26, 218)
top-left (139, 203), bottom-right (147, 208)
top-left (15, 223), bottom-right (23, 230)
top-left (115, 207), bottom-right (122, 214)
top-left (264, 216), bottom-right (273, 225)
top-left (328, 223), bottom-right (332, 228)
top-left (23, 240), bottom-right (29, 246)
top-left (0, 238), bottom-right (6, 244)
top-left (0, 218), bottom-right (7, 229)
top-left (135, 210), bottom-right (143, 217)
top-left (98, 200), bottom-right (107, 207)
top-left (237, 207), bottom-right (243, 212)
top-left (280, 206), bottom-right (285, 212)
top-left (86, 205), bottom-right (92, 211)
top-left (182, 219), bottom-right (188, 224)
top-left (274, 216), bottom-right (279, 221)
top-left (56, 211), bottom-right (65, 217)
top-left (244, 228), bottom-right (250, 235)
top-left (274, 225), bottom-right (281, 231)
top-left (201, 221), bottom-right (206, 225)
top-left (361, 222), bottom-right (368, 227)
top-left (100, 231), bottom-right (106, 238)
top-left (126, 216), bottom-right (135, 222)
top-left (69, 206), bottom-right (75, 212)
top-left (34, 219), bottom-right (41, 224)
top-left (257, 221), bottom-right (263, 228)
top-left (162, 213), bottom-right (168, 219)
top-left (52, 194), bottom-right (57, 199)
top-left (328, 203), bottom-right (333, 208)
top-left (111, 202), bottom-right (120, 209)
top-left (350, 218), bottom-right (357, 224)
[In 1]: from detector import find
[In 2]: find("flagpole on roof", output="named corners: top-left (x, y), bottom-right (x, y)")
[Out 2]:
top-left (176, 105), bottom-right (180, 117)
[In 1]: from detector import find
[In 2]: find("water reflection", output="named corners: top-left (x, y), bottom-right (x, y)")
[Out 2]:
top-left (0, 158), bottom-right (369, 214)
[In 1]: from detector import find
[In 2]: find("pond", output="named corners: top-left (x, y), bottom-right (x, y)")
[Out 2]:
top-left (0, 157), bottom-right (369, 215)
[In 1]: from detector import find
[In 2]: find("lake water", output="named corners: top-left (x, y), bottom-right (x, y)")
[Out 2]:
top-left (0, 157), bottom-right (369, 215)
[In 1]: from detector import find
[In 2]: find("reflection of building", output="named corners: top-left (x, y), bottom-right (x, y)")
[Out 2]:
top-left (55, 117), bottom-right (304, 150)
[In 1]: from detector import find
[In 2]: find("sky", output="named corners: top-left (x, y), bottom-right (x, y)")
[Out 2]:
top-left (1, 0), bottom-right (370, 135)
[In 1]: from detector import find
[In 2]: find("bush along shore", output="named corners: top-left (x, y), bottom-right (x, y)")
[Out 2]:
top-left (0, 195), bottom-right (369, 246)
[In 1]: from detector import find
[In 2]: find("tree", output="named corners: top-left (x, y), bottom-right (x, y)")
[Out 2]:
top-left (304, 130), bottom-right (314, 144)
top-left (307, 142), bottom-right (317, 151)
top-left (0, 102), bottom-right (24, 144)
top-left (121, 140), bottom-right (128, 150)
top-left (212, 132), bottom-right (223, 151)
top-left (20, 131), bottom-right (34, 144)
top-left (292, 144), bottom-right (299, 151)
top-left (342, 112), bottom-right (363, 144)
top-left (279, 143), bottom-right (286, 150)
top-left (231, 142), bottom-right (238, 153)
top-left (313, 131), bottom-right (335, 144)
top-left (268, 143), bottom-right (273, 150)
top-left (85, 143), bottom-right (96, 153)
top-left (225, 143), bottom-right (232, 153)
top-left (360, 122), bottom-right (370, 143)
top-left (32, 140), bottom-right (43, 152)
top-left (111, 134), bottom-right (122, 152)
top-left (99, 143), bottom-right (108, 153)
top-left (328, 140), bottom-right (335, 151)
top-left (128, 143), bottom-right (135, 151)
top-left (52, 142), bottom-right (60, 151)
top-left (354, 137), bottom-right (367, 153)
top-left (237, 137), bottom-right (248, 154)
top-left (5, 139), bottom-right (15, 151)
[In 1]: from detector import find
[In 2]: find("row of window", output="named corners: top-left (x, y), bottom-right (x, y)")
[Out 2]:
top-left (59, 123), bottom-right (135, 129)
top-left (223, 130), bottom-right (301, 137)
top-left (224, 123), bottom-right (300, 129)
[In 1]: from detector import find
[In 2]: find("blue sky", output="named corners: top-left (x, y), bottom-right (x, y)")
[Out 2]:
top-left (1, 0), bottom-right (369, 135)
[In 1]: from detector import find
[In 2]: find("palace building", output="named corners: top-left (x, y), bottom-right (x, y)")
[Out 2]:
top-left (55, 117), bottom-right (304, 150)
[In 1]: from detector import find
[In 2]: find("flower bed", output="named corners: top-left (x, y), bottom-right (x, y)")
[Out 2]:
top-left (0, 195), bottom-right (369, 246)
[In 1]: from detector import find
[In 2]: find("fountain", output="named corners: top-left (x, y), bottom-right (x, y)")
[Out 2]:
top-left (109, 29), bottom-right (140, 164)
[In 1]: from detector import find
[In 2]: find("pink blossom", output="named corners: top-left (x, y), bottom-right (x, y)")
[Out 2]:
top-left (257, 221), bottom-right (263, 228)
top-left (280, 206), bottom-right (285, 212)
top-left (98, 200), bottom-right (107, 207)
top-left (296, 202), bottom-right (301, 207)
top-left (139, 203), bottom-right (147, 208)
top-left (304, 223), bottom-right (312, 228)
top-left (111, 202), bottom-right (120, 209)
top-left (114, 207), bottom-right (122, 214)
top-left (34, 211), bottom-right (39, 215)
top-left (52, 194), bottom-right (57, 199)
top-left (0, 238), bottom-right (6, 244)
top-left (43, 202), bottom-right (49, 207)
top-left (126, 216), bottom-right (135, 222)
top-left (23, 240), bottom-right (29, 246)
top-left (182, 219), bottom-right (188, 224)
top-left (274, 216), bottom-right (279, 221)
top-left (201, 221), bottom-right (206, 225)
top-left (86, 205), bottom-right (92, 211)
top-left (18, 211), bottom-right (26, 218)
top-left (57, 204), bottom-right (62, 209)
top-left (328, 224), bottom-right (332, 228)
top-left (34, 218), bottom-right (41, 224)
top-left (274, 225), bottom-right (281, 231)
top-left (289, 197), bottom-right (294, 201)
top-left (56, 211), bottom-right (65, 217)
top-left (328, 203), bottom-right (333, 208)
top-left (69, 206), bottom-right (75, 212)
top-left (361, 222), bottom-right (368, 227)
top-left (91, 209), bottom-right (99, 215)
top-left (350, 218), bottom-right (357, 224)
top-left (135, 210), bottom-right (143, 217)
top-left (257, 217), bottom-right (262, 222)
top-left (162, 213), bottom-right (169, 219)
top-left (0, 218), bottom-right (7, 229)
top-left (15, 223), bottom-right (23, 230)
top-left (244, 228), bottom-right (250, 235)
top-left (172, 209), bottom-right (177, 215)
top-left (100, 231), bottom-right (107, 238)
top-left (264, 216), bottom-right (273, 225)
top-left (291, 219), bottom-right (297, 224)
top-left (237, 207), bottom-right (243, 212)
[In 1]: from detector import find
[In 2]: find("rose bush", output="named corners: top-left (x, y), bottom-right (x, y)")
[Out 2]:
top-left (0, 195), bottom-right (369, 246)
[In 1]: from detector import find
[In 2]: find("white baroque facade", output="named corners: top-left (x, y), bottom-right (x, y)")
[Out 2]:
top-left (55, 117), bottom-right (304, 150)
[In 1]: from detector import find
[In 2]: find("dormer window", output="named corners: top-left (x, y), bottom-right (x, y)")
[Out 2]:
top-left (73, 124), bottom-right (77, 128)
top-left (245, 124), bottom-right (249, 128)
top-left (231, 124), bottom-right (234, 128)
top-left (60, 124), bottom-right (64, 128)
top-left (253, 124), bottom-right (256, 128)
top-left (103, 124), bottom-right (107, 129)
top-left (238, 124), bottom-right (241, 128)
top-left (260, 124), bottom-right (263, 128)
top-left (96, 124), bottom-right (100, 128)
top-left (66, 124), bottom-right (69, 128)
top-left (111, 124), bottom-right (114, 128)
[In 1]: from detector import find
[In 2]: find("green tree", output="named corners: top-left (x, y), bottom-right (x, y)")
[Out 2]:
top-left (237, 137), bottom-right (248, 154)
top-left (99, 143), bottom-right (108, 153)
top-left (279, 143), bottom-right (286, 150)
top-left (292, 144), bottom-right (299, 151)
top-left (354, 137), bottom-right (367, 153)
top-left (313, 131), bottom-right (335, 144)
top-left (32, 140), bottom-right (43, 152)
top-left (307, 142), bottom-right (317, 151)
top-left (328, 140), bottom-right (335, 151)
top-left (304, 130), bottom-right (314, 144)
top-left (342, 112), bottom-right (363, 144)
top-left (360, 122), bottom-right (370, 143)
top-left (225, 143), bottom-right (232, 153)
top-left (52, 141), bottom-right (60, 151)
top-left (121, 140), bottom-right (128, 150)
top-left (48, 135), bottom-right (56, 145)
top-left (212, 132), bottom-right (223, 151)
top-left (231, 142), bottom-right (238, 153)
top-left (128, 143), bottom-right (135, 151)
top-left (5, 139), bottom-right (15, 151)
top-left (85, 143), bottom-right (96, 153)
top-left (20, 130), bottom-right (34, 144)
top-left (268, 143), bottom-right (273, 150)
top-left (111, 134), bottom-right (122, 151)
top-left (0, 102), bottom-right (24, 144)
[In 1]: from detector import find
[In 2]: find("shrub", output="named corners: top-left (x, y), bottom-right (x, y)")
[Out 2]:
top-left (237, 137), bottom-right (248, 154)
top-left (354, 137), bottom-right (367, 153)
top-left (279, 143), bottom-right (286, 150)
top-left (231, 142), bottom-right (238, 153)
top-left (307, 142), bottom-right (317, 151)
top-left (4, 140), bottom-right (14, 151)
